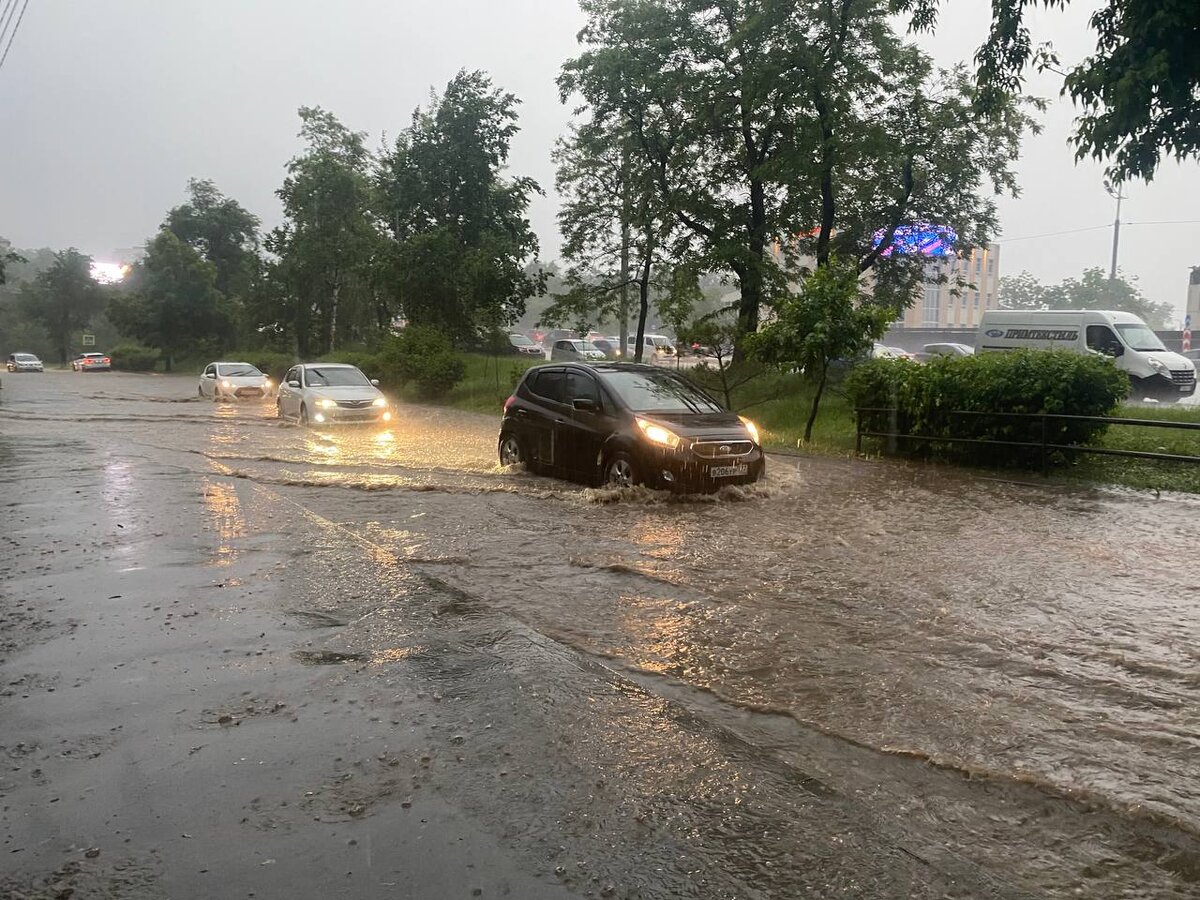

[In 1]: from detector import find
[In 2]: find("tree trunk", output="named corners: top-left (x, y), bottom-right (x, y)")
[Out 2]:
top-left (634, 253), bottom-right (653, 364)
top-left (732, 178), bottom-right (768, 363)
top-left (803, 361), bottom-right (829, 444)
top-left (619, 220), bottom-right (631, 351)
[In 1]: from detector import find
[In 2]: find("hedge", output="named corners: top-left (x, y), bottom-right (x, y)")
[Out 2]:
top-left (109, 343), bottom-right (161, 372)
top-left (845, 350), bottom-right (1130, 466)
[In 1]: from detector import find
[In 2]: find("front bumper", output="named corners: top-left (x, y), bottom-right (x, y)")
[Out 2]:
top-left (8, 365), bottom-right (42, 372)
top-left (635, 442), bottom-right (766, 491)
top-left (1136, 371), bottom-right (1196, 399)
top-left (310, 406), bottom-right (392, 426)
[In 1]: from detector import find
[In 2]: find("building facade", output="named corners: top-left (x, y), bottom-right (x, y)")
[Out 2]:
top-left (897, 243), bottom-right (1001, 329)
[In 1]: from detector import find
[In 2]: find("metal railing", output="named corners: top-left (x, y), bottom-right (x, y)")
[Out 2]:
top-left (854, 407), bottom-right (1200, 474)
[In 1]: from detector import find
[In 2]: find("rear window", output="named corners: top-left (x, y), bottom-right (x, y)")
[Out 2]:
top-left (529, 369), bottom-right (565, 403)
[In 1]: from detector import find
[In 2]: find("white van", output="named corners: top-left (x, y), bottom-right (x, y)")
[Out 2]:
top-left (977, 309), bottom-right (1196, 402)
top-left (626, 333), bottom-right (677, 359)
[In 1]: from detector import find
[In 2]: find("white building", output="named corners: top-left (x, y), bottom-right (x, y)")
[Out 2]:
top-left (897, 243), bottom-right (1001, 329)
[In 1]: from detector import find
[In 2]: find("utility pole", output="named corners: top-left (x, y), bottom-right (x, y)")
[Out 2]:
top-left (1105, 181), bottom-right (1124, 280)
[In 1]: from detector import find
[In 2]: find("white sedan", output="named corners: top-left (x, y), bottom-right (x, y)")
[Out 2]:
top-left (199, 361), bottom-right (274, 401)
top-left (276, 363), bottom-right (392, 427)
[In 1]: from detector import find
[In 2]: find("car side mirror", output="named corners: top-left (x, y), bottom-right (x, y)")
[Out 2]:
top-left (1107, 343), bottom-right (1124, 358)
top-left (287, 380), bottom-right (301, 388)
top-left (204, 372), bottom-right (216, 379)
top-left (370, 379), bottom-right (380, 387)
top-left (572, 398), bottom-right (597, 412)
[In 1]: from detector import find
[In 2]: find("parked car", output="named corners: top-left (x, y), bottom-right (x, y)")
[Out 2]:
top-left (498, 362), bottom-right (764, 491)
top-left (507, 333), bottom-right (544, 357)
top-left (871, 343), bottom-right (912, 360)
top-left (276, 363), bottom-right (391, 427)
top-left (626, 333), bottom-right (677, 359)
top-left (6, 352), bottom-right (44, 372)
top-left (923, 342), bottom-right (974, 358)
top-left (550, 339), bottom-right (608, 363)
top-left (541, 329), bottom-right (578, 352)
top-left (199, 361), bottom-right (273, 401)
top-left (71, 352), bottom-right (111, 372)
top-left (978, 309), bottom-right (1196, 402)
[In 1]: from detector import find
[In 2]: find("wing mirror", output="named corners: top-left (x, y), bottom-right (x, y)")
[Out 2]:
top-left (1109, 343), bottom-right (1124, 357)
top-left (203, 372), bottom-right (216, 379)
top-left (572, 398), bottom-right (598, 412)
top-left (370, 379), bottom-right (380, 387)
top-left (287, 380), bottom-right (301, 388)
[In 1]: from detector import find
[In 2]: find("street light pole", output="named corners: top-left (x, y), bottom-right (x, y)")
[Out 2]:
top-left (1105, 182), bottom-right (1124, 280)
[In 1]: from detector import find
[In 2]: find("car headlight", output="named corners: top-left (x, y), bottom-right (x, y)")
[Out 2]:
top-left (1148, 358), bottom-right (1169, 375)
top-left (316, 398), bottom-right (339, 409)
top-left (263, 377), bottom-right (272, 386)
top-left (372, 397), bottom-right (387, 407)
top-left (739, 416), bottom-right (760, 444)
top-left (636, 417), bottom-right (681, 449)
top-left (222, 380), bottom-right (233, 388)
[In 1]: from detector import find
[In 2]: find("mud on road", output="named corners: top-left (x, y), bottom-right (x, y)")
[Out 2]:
top-left (2, 371), bottom-right (1199, 898)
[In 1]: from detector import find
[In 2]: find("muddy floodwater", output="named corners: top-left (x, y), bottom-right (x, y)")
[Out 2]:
top-left (2, 371), bottom-right (1199, 898)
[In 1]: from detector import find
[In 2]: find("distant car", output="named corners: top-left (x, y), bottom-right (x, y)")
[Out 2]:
top-left (626, 334), bottom-right (677, 359)
top-left (507, 333), bottom-right (544, 357)
top-left (541, 329), bottom-right (579, 351)
top-left (276, 363), bottom-right (391, 427)
top-left (6, 353), bottom-right (43, 372)
top-left (71, 352), bottom-right (111, 372)
top-left (591, 337), bottom-right (623, 358)
top-left (923, 342), bottom-right (974, 358)
top-left (871, 344), bottom-right (912, 361)
top-left (498, 362), bottom-right (764, 491)
top-left (550, 339), bottom-right (608, 362)
top-left (199, 361), bottom-right (273, 401)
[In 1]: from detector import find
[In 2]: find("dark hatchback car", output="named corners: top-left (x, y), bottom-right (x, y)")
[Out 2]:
top-left (498, 363), bottom-right (764, 490)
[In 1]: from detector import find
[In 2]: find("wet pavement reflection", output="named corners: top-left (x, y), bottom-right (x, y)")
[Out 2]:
top-left (3, 371), bottom-right (1200, 897)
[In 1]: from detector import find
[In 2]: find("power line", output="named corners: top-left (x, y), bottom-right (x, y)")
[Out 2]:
top-left (1002, 224), bottom-right (1110, 243)
top-left (0, 0), bottom-right (20, 51)
top-left (0, 0), bottom-right (29, 73)
top-left (1126, 219), bottom-right (1200, 226)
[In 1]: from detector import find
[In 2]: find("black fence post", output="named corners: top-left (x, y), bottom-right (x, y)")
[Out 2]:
top-left (1040, 414), bottom-right (1049, 476)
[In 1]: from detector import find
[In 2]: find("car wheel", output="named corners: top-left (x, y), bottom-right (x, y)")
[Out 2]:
top-left (603, 451), bottom-right (638, 488)
top-left (498, 433), bottom-right (524, 468)
top-left (299, 404), bottom-right (310, 427)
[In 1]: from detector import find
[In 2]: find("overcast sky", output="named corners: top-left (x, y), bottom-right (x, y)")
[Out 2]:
top-left (2, 0), bottom-right (1197, 319)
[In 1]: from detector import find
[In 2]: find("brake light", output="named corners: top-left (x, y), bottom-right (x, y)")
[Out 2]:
top-left (103, 357), bottom-right (110, 364)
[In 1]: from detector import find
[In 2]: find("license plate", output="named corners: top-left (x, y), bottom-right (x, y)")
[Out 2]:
top-left (1182, 385), bottom-right (1192, 392)
top-left (710, 464), bottom-right (748, 478)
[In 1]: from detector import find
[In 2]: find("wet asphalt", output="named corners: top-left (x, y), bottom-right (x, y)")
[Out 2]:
top-left (1, 370), bottom-right (1199, 899)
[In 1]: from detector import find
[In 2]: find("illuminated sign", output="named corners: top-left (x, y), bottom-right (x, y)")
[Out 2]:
top-left (871, 223), bottom-right (958, 258)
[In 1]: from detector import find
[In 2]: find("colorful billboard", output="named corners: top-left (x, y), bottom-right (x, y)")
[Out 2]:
top-left (871, 223), bottom-right (958, 258)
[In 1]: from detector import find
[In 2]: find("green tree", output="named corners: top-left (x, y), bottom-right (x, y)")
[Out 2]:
top-left (748, 261), bottom-right (893, 443)
top-left (998, 271), bottom-right (1051, 311)
top-left (1001, 267), bottom-right (1176, 328)
top-left (18, 249), bottom-right (107, 364)
top-left (893, 0), bottom-right (1200, 182)
top-left (376, 70), bottom-right (542, 343)
top-left (562, 1), bottom-right (1033, 355)
top-left (0, 246), bottom-right (26, 285)
top-left (108, 231), bottom-right (227, 371)
top-left (269, 107), bottom-right (382, 356)
top-left (165, 178), bottom-right (261, 301)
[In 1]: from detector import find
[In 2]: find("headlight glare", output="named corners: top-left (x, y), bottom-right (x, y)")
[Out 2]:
top-left (372, 397), bottom-right (387, 408)
top-left (636, 417), bottom-right (681, 449)
top-left (316, 398), bottom-right (338, 409)
top-left (739, 416), bottom-right (760, 444)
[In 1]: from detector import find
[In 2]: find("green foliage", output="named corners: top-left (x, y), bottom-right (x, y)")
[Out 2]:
top-left (894, 0), bottom-right (1200, 182)
top-left (108, 343), bottom-right (161, 372)
top-left (243, 351), bottom-right (295, 383)
top-left (846, 350), bottom-right (1130, 465)
top-left (316, 350), bottom-right (383, 377)
top-left (378, 326), bottom-right (466, 399)
top-left (18, 248), bottom-right (107, 364)
top-left (165, 179), bottom-right (260, 300)
top-left (377, 70), bottom-right (543, 343)
top-left (268, 107), bottom-right (383, 356)
top-left (564, 0), bottom-right (1035, 348)
top-left (0, 247), bottom-right (26, 286)
top-left (107, 231), bottom-right (229, 371)
top-left (748, 261), bottom-right (894, 441)
top-left (999, 267), bottom-right (1176, 328)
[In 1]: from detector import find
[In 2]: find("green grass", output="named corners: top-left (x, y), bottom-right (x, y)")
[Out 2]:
top-left (397, 353), bottom-right (547, 414)
top-left (1068, 403), bottom-right (1200, 493)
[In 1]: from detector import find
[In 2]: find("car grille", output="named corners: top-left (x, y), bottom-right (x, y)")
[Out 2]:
top-left (336, 399), bottom-right (376, 409)
top-left (235, 387), bottom-right (264, 397)
top-left (692, 440), bottom-right (753, 458)
top-left (1171, 369), bottom-right (1195, 385)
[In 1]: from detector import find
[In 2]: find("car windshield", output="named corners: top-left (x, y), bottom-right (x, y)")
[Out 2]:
top-left (602, 370), bottom-right (724, 413)
top-left (305, 366), bottom-right (370, 387)
top-left (571, 341), bottom-right (601, 352)
top-left (651, 337), bottom-right (673, 347)
top-left (14, 353), bottom-right (37, 361)
top-left (218, 364), bottom-right (263, 377)
top-left (1115, 323), bottom-right (1166, 352)
top-left (509, 334), bottom-right (536, 346)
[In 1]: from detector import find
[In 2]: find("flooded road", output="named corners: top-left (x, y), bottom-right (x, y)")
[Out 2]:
top-left (2, 371), bottom-right (1199, 898)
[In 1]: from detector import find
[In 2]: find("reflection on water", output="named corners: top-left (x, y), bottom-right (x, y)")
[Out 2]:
top-left (200, 478), bottom-right (245, 567)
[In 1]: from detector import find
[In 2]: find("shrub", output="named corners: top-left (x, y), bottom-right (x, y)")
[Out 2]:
top-left (109, 343), bottom-right (160, 372)
top-left (243, 351), bottom-right (295, 382)
top-left (845, 350), bottom-right (1130, 466)
top-left (378, 326), bottom-right (466, 399)
top-left (317, 350), bottom-right (383, 378)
